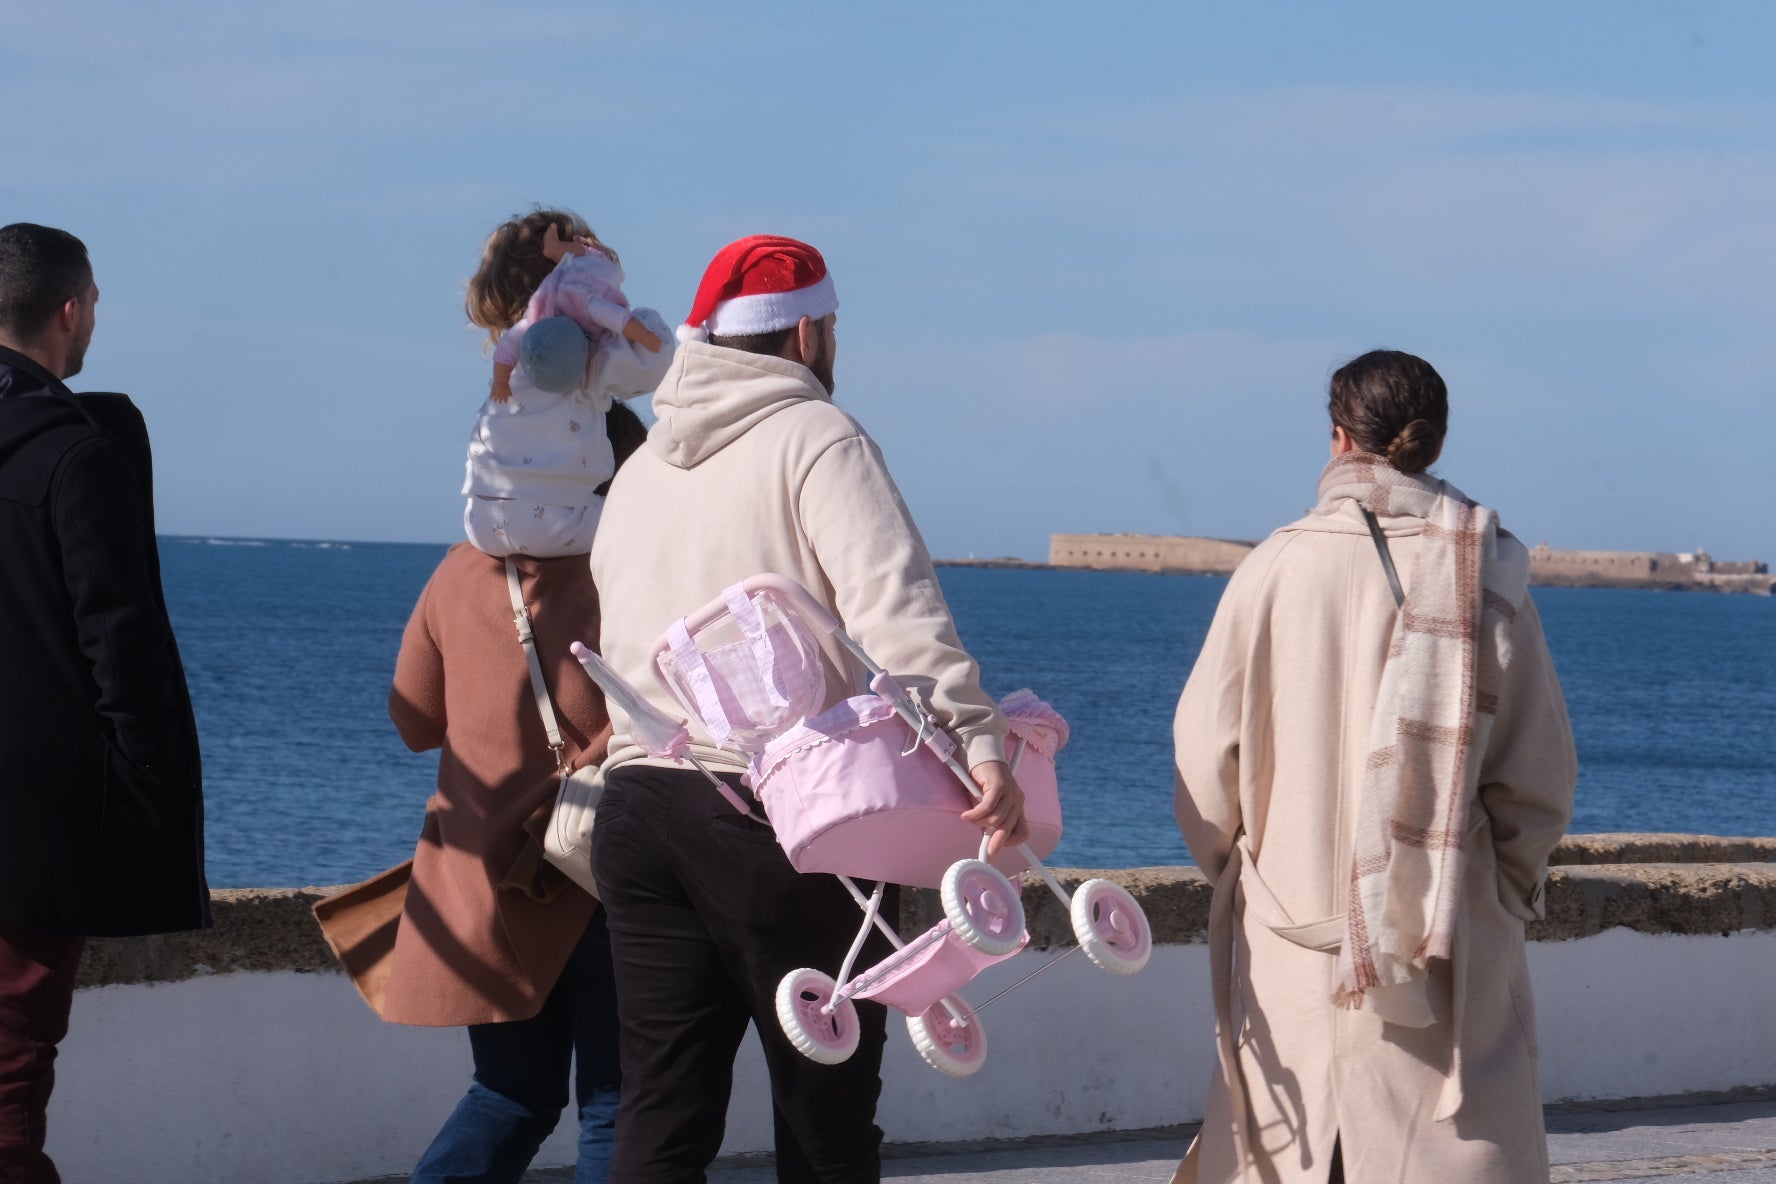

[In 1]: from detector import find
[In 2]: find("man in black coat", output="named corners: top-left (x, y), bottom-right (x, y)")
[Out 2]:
top-left (0, 223), bottom-right (209, 1183)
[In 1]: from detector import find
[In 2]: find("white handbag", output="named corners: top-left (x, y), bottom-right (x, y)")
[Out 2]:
top-left (505, 560), bottom-right (602, 900)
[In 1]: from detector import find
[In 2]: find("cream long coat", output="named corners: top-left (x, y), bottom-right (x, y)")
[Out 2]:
top-left (1171, 500), bottom-right (1577, 1184)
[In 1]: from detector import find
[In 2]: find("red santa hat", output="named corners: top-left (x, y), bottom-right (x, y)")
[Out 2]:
top-left (676, 235), bottom-right (838, 345)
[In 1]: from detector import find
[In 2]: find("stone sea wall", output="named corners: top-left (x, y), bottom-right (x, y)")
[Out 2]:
top-left (77, 833), bottom-right (1776, 988)
top-left (54, 835), bottom-right (1776, 1184)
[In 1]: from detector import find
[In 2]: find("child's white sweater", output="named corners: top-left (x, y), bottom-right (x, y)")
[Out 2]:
top-left (464, 307), bottom-right (672, 507)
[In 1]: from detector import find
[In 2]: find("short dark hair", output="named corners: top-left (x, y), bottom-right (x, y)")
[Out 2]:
top-left (0, 224), bottom-right (92, 342)
top-left (708, 326), bottom-right (795, 357)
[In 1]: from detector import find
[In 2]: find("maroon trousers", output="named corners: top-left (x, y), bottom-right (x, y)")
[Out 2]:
top-left (0, 930), bottom-right (83, 1184)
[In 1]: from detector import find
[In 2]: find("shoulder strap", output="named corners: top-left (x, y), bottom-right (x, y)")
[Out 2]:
top-left (506, 560), bottom-right (568, 776)
top-left (723, 584), bottom-right (789, 711)
top-left (1360, 508), bottom-right (1406, 609)
top-left (667, 618), bottom-right (733, 748)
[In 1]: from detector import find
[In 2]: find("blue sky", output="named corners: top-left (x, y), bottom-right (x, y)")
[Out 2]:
top-left (7, 1), bottom-right (1773, 561)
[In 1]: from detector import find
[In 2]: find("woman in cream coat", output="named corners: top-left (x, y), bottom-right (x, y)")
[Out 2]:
top-left (1171, 350), bottom-right (1577, 1183)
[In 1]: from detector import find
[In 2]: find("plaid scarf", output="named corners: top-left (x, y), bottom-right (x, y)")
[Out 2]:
top-left (1317, 452), bottom-right (1528, 1022)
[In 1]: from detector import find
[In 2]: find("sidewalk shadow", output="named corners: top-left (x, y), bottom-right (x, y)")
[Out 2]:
top-left (1545, 1090), bottom-right (1776, 1135)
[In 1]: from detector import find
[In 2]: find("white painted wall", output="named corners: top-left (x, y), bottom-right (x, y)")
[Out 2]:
top-left (1532, 929), bottom-right (1776, 1101)
top-left (43, 931), bottom-right (1776, 1184)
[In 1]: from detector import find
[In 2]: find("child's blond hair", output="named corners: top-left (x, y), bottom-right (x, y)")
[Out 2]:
top-left (465, 208), bottom-right (618, 346)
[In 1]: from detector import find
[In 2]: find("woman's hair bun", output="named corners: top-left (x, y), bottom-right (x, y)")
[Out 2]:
top-left (1386, 418), bottom-right (1438, 474)
top-left (1328, 350), bottom-right (1449, 473)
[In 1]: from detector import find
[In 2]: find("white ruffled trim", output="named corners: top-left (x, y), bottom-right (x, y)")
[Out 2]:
top-left (704, 273), bottom-right (837, 337)
top-left (749, 694), bottom-right (896, 789)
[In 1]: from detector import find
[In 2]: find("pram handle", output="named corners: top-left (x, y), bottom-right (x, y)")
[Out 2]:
top-left (649, 574), bottom-right (889, 696)
top-left (666, 573), bottom-right (844, 639)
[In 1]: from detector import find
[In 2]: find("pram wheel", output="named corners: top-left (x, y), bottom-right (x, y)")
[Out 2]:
top-left (1071, 878), bottom-right (1152, 975)
top-left (906, 995), bottom-right (987, 1077)
top-left (940, 859), bottom-right (1025, 957)
top-left (775, 968), bottom-right (860, 1065)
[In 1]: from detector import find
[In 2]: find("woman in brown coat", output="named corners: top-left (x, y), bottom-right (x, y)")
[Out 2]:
top-left (317, 404), bottom-right (648, 1184)
top-left (387, 538), bottom-right (618, 1184)
top-left (1171, 351), bottom-right (1577, 1183)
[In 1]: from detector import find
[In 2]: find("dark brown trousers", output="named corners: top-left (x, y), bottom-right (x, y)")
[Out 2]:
top-left (0, 929), bottom-right (82, 1184)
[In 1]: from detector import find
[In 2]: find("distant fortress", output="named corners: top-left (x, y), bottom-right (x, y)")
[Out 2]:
top-left (1048, 533), bottom-right (1258, 575)
top-left (1045, 533), bottom-right (1775, 595)
top-left (1525, 544), bottom-right (1773, 594)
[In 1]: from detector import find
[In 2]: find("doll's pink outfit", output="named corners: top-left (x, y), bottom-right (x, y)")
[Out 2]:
top-left (492, 249), bottom-right (634, 369)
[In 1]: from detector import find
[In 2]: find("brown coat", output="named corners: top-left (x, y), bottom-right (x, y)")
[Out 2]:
top-left (1171, 500), bottom-right (1576, 1183)
top-left (317, 545), bottom-right (608, 1027)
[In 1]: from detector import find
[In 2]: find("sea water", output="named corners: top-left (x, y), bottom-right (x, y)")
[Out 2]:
top-left (157, 539), bottom-right (1776, 888)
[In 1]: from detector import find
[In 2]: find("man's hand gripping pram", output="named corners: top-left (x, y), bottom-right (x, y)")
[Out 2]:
top-left (961, 760), bottom-right (1028, 860)
top-left (870, 668), bottom-right (1029, 858)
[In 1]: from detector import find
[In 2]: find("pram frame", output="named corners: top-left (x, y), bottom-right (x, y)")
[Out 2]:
top-left (651, 575), bottom-right (1106, 1030)
top-left (575, 573), bottom-right (1151, 1074)
top-left (658, 574), bottom-right (1078, 908)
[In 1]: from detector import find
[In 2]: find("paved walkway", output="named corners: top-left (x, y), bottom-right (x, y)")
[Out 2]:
top-left (490, 1094), bottom-right (1776, 1183)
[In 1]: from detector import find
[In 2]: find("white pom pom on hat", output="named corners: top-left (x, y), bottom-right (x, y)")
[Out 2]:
top-left (677, 235), bottom-right (838, 343)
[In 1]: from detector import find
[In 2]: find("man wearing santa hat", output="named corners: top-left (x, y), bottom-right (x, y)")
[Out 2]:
top-left (588, 235), bottom-right (1026, 1182)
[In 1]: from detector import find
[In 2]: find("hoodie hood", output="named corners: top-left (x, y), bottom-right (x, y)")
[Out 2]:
top-left (0, 346), bottom-right (69, 399)
top-left (0, 348), bottom-right (148, 502)
top-left (648, 341), bottom-right (829, 469)
top-left (0, 347), bottom-right (81, 472)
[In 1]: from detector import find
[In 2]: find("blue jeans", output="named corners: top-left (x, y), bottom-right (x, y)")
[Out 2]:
top-left (411, 910), bottom-right (621, 1184)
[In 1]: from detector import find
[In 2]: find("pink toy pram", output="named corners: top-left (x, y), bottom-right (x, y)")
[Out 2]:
top-left (570, 573), bottom-right (1151, 1077)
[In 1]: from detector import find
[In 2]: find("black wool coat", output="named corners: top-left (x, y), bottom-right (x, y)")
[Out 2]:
top-left (0, 346), bottom-right (210, 936)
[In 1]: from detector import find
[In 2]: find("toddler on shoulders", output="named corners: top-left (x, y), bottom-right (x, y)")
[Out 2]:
top-left (462, 208), bottom-right (671, 558)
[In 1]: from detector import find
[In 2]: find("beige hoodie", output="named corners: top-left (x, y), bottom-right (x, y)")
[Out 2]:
top-left (590, 341), bottom-right (1007, 777)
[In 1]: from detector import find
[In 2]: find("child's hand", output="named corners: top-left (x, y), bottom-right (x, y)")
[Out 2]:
top-left (490, 376), bottom-right (514, 403)
top-left (623, 317), bottom-right (663, 353)
top-left (542, 223), bottom-right (588, 262)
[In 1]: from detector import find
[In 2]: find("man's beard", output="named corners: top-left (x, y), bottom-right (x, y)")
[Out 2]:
top-left (808, 333), bottom-right (835, 396)
top-left (63, 326), bottom-right (92, 379)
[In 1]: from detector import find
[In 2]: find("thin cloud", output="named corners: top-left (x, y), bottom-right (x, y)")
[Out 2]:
top-left (905, 86), bottom-right (1776, 326)
top-left (4, 2), bottom-right (711, 187)
top-left (1057, 86), bottom-right (1763, 152)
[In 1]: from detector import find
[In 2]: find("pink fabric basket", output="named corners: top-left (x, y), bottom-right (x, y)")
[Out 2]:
top-left (749, 692), bottom-right (1065, 889)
